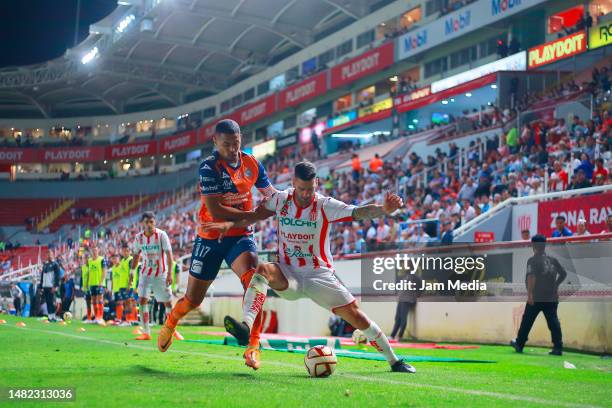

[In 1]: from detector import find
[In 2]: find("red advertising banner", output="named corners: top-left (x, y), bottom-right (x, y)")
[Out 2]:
top-left (232, 94), bottom-right (277, 126)
top-left (106, 141), bottom-right (157, 160)
top-left (331, 42), bottom-right (394, 89)
top-left (40, 146), bottom-right (105, 163)
top-left (394, 73), bottom-right (497, 113)
top-left (528, 31), bottom-right (587, 69)
top-left (199, 122), bottom-right (218, 144)
top-left (0, 148), bottom-right (39, 164)
top-left (537, 192), bottom-right (612, 236)
top-left (474, 231), bottom-right (495, 243)
top-left (197, 125), bottom-right (215, 144)
top-left (159, 130), bottom-right (197, 154)
top-left (278, 72), bottom-right (327, 110)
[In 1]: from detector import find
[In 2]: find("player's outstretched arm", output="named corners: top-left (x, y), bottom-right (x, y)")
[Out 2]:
top-left (203, 195), bottom-right (264, 222)
top-left (201, 205), bottom-right (275, 238)
top-left (352, 191), bottom-right (404, 220)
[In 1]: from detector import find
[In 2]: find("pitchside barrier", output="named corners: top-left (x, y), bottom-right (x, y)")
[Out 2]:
top-left (201, 234), bottom-right (611, 353)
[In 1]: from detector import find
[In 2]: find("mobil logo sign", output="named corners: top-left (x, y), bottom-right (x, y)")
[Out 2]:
top-left (491, 0), bottom-right (522, 16)
top-left (402, 29), bottom-right (427, 52)
top-left (445, 10), bottom-right (471, 36)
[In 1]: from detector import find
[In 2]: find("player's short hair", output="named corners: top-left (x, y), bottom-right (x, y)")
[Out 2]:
top-left (531, 234), bottom-right (546, 243)
top-left (215, 119), bottom-right (241, 135)
top-left (141, 211), bottom-right (155, 222)
top-left (294, 161), bottom-right (317, 181)
top-left (555, 215), bottom-right (566, 222)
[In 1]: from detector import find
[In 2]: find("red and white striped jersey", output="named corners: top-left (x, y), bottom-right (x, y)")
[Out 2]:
top-left (265, 189), bottom-right (355, 271)
top-left (133, 228), bottom-right (172, 277)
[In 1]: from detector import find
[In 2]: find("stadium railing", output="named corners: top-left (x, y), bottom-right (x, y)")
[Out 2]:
top-left (452, 184), bottom-right (612, 240)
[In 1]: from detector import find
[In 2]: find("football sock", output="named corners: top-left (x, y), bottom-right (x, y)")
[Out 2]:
top-left (116, 304), bottom-right (123, 321)
top-left (166, 296), bottom-right (198, 330)
top-left (86, 306), bottom-right (92, 320)
top-left (363, 321), bottom-right (399, 365)
top-left (242, 273), bottom-right (268, 330)
top-left (142, 311), bottom-right (150, 335)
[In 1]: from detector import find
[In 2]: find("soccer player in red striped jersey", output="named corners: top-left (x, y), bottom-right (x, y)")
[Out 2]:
top-left (158, 119), bottom-right (276, 370)
top-left (132, 211), bottom-right (183, 341)
top-left (203, 161), bottom-right (416, 373)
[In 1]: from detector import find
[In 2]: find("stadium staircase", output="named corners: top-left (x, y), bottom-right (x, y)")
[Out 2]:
top-left (36, 199), bottom-right (76, 233)
top-left (99, 195), bottom-right (152, 225)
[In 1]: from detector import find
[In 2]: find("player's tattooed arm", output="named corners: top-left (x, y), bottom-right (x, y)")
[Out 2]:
top-left (352, 191), bottom-right (404, 220)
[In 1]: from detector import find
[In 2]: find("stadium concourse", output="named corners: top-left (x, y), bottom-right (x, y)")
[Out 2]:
top-left (1, 0), bottom-right (612, 406)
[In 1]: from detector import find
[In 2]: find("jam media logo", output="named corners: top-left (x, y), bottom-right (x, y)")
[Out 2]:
top-left (445, 10), bottom-right (471, 36)
top-left (402, 29), bottom-right (427, 53)
top-left (491, 0), bottom-right (522, 16)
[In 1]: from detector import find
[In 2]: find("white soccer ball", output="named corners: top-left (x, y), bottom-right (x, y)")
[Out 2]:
top-left (63, 312), bottom-right (73, 322)
top-left (304, 345), bottom-right (337, 378)
top-left (352, 329), bottom-right (367, 345)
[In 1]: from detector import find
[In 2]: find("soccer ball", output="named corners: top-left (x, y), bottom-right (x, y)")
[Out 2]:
top-left (352, 329), bottom-right (367, 345)
top-left (304, 345), bottom-right (337, 378)
top-left (63, 312), bottom-right (73, 322)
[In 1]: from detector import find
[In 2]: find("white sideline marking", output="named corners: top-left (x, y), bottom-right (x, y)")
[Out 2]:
top-left (1, 324), bottom-right (601, 408)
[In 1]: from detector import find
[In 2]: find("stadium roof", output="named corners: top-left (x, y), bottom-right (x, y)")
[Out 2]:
top-left (0, 0), bottom-right (372, 119)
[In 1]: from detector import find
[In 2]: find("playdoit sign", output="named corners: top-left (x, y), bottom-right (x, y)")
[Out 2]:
top-left (528, 31), bottom-right (586, 69)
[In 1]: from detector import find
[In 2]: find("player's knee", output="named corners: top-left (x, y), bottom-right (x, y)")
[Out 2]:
top-left (256, 264), bottom-right (270, 280)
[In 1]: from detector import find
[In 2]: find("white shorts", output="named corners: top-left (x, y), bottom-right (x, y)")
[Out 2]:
top-left (138, 273), bottom-right (172, 303)
top-left (275, 263), bottom-right (355, 312)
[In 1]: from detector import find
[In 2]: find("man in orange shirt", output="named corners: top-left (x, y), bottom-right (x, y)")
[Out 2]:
top-left (369, 153), bottom-right (383, 173)
top-left (351, 153), bottom-right (361, 181)
top-left (158, 119), bottom-right (276, 370)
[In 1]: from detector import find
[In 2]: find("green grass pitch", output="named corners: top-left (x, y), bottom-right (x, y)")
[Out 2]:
top-left (1, 315), bottom-right (610, 408)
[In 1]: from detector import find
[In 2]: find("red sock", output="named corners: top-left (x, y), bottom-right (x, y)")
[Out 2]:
top-left (97, 304), bottom-right (103, 320)
top-left (167, 296), bottom-right (198, 329)
top-left (116, 304), bottom-right (123, 321)
top-left (86, 306), bottom-right (92, 321)
top-left (240, 268), bottom-right (263, 347)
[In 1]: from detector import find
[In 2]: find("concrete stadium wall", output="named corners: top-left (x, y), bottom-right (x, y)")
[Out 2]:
top-left (203, 296), bottom-right (611, 354)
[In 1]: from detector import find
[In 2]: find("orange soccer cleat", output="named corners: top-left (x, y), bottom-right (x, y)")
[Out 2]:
top-left (135, 333), bottom-right (152, 341)
top-left (157, 323), bottom-right (175, 352)
top-left (243, 346), bottom-right (261, 370)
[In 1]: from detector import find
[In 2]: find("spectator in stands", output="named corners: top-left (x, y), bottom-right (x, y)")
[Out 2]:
top-left (506, 126), bottom-right (519, 153)
top-left (549, 161), bottom-right (568, 192)
top-left (575, 153), bottom-right (594, 180)
top-left (575, 219), bottom-right (590, 236)
top-left (461, 199), bottom-right (476, 224)
top-left (457, 177), bottom-right (476, 202)
top-left (570, 169), bottom-right (592, 190)
top-left (440, 221), bottom-right (454, 245)
top-left (592, 158), bottom-right (608, 183)
top-left (351, 153), bottom-right (361, 182)
top-left (369, 153), bottom-right (384, 174)
top-left (552, 215), bottom-right (573, 237)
